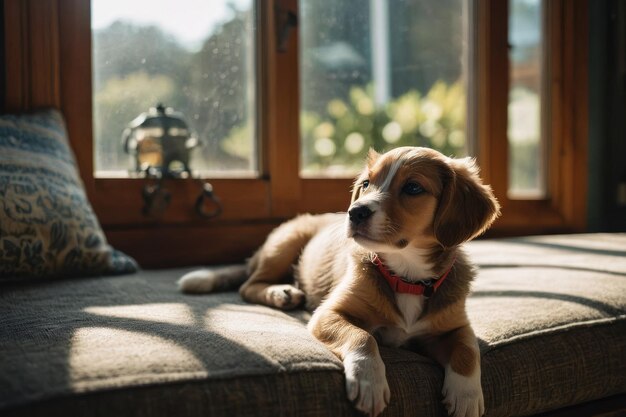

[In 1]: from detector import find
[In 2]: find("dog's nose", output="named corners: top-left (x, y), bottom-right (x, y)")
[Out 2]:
top-left (349, 205), bottom-right (373, 225)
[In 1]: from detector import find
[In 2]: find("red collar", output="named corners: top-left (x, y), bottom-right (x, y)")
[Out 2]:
top-left (372, 255), bottom-right (455, 297)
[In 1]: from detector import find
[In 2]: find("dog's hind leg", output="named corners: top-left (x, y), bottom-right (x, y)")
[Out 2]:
top-left (239, 213), bottom-right (338, 310)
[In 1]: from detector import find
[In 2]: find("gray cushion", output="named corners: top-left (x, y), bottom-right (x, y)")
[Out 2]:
top-left (0, 234), bottom-right (625, 416)
top-left (0, 109), bottom-right (137, 280)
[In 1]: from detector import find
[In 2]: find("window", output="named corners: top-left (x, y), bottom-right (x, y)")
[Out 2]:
top-left (474, 0), bottom-right (587, 233)
top-left (91, 0), bottom-right (257, 177)
top-left (300, 0), bottom-right (467, 177)
top-left (508, 0), bottom-right (545, 198)
top-left (3, 0), bottom-right (589, 266)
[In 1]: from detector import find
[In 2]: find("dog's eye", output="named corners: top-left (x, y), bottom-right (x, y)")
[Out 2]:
top-left (402, 182), bottom-right (424, 195)
top-left (362, 180), bottom-right (370, 190)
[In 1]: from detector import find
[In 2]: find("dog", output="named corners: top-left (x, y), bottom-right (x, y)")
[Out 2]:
top-left (179, 146), bottom-right (500, 417)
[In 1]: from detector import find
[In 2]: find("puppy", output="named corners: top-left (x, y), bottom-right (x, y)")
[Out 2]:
top-left (179, 147), bottom-right (500, 417)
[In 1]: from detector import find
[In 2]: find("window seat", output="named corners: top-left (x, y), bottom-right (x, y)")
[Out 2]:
top-left (1, 234), bottom-right (625, 417)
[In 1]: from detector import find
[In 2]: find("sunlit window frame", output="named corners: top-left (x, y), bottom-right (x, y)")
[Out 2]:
top-left (474, 0), bottom-right (588, 234)
top-left (2, 0), bottom-right (588, 267)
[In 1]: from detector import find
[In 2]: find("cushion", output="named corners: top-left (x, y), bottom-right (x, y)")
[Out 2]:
top-left (0, 109), bottom-right (137, 280)
top-left (0, 234), bottom-right (625, 417)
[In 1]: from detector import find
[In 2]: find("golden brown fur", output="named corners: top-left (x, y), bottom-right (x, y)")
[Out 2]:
top-left (179, 146), bottom-right (500, 417)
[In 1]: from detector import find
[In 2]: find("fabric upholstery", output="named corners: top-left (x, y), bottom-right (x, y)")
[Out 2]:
top-left (0, 109), bottom-right (137, 280)
top-left (0, 234), bottom-right (625, 416)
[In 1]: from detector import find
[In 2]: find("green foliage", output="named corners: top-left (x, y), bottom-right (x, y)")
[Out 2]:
top-left (93, 21), bottom-right (191, 92)
top-left (221, 121), bottom-right (253, 160)
top-left (299, 80), bottom-right (466, 174)
top-left (509, 141), bottom-right (542, 194)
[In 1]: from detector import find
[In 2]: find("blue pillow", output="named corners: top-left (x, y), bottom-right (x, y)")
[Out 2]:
top-left (0, 109), bottom-right (138, 280)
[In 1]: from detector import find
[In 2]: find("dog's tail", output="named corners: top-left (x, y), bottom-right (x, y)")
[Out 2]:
top-left (178, 265), bottom-right (248, 294)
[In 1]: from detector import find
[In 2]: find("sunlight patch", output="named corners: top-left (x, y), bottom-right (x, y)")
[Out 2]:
top-left (85, 303), bottom-right (195, 326)
top-left (69, 327), bottom-right (205, 389)
top-left (204, 306), bottom-right (306, 335)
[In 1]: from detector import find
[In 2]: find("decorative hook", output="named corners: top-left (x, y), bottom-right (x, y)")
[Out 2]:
top-left (142, 180), bottom-right (171, 217)
top-left (195, 181), bottom-right (222, 219)
top-left (142, 179), bottom-right (222, 220)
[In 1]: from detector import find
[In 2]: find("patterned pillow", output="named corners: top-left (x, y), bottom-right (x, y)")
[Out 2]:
top-left (0, 109), bottom-right (138, 280)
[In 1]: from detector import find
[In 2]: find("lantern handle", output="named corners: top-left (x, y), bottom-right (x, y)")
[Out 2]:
top-left (122, 127), bottom-right (135, 154)
top-left (195, 181), bottom-right (222, 219)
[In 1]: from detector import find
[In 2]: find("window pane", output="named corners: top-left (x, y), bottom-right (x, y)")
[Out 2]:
top-left (92, 0), bottom-right (256, 177)
top-left (300, 0), bottom-right (468, 177)
top-left (508, 0), bottom-right (545, 198)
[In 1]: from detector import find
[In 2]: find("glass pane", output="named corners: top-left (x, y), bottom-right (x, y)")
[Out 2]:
top-left (92, 0), bottom-right (256, 177)
top-left (300, 0), bottom-right (468, 177)
top-left (508, 0), bottom-right (545, 198)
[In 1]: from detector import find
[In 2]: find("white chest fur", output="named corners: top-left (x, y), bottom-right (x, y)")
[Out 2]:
top-left (373, 247), bottom-right (435, 347)
top-left (376, 293), bottom-right (431, 347)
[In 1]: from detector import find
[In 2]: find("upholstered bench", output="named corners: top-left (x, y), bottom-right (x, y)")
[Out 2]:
top-left (1, 233), bottom-right (625, 417)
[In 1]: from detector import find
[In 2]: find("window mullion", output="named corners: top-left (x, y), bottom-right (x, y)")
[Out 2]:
top-left (476, 0), bottom-right (509, 204)
top-left (263, 0), bottom-right (302, 218)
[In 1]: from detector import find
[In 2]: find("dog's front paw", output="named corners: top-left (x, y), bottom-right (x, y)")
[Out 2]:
top-left (442, 367), bottom-right (484, 417)
top-left (343, 352), bottom-right (390, 417)
top-left (265, 285), bottom-right (305, 310)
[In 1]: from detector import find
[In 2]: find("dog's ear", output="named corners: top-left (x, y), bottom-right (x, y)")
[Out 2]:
top-left (433, 157), bottom-right (500, 248)
top-left (367, 148), bottom-right (380, 167)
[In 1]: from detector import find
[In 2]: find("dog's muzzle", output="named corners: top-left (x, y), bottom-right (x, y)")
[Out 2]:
top-left (348, 204), bottom-right (373, 226)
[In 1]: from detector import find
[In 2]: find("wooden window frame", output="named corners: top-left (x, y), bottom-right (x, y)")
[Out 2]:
top-left (476, 0), bottom-right (589, 234)
top-left (3, 0), bottom-right (588, 267)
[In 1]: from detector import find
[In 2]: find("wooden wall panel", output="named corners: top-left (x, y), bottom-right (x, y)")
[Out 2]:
top-left (3, 0), bottom-right (60, 111)
top-left (106, 222), bottom-right (279, 268)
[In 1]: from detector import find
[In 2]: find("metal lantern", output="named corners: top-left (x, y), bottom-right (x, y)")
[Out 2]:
top-left (123, 103), bottom-right (200, 178)
top-left (121, 104), bottom-right (221, 219)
